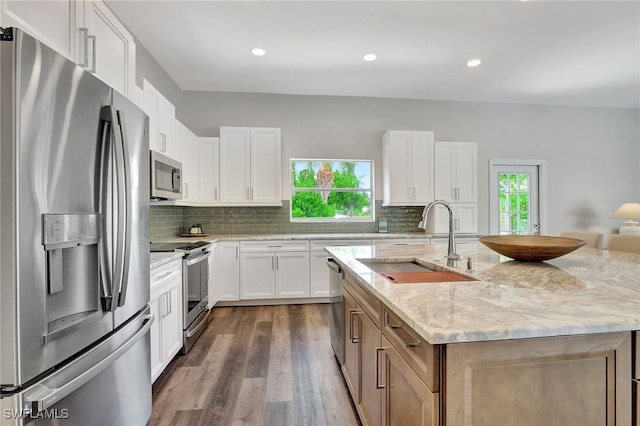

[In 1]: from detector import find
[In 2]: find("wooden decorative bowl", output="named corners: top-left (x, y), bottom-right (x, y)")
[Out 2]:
top-left (478, 235), bottom-right (587, 262)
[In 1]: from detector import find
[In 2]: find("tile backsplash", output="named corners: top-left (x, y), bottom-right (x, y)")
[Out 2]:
top-left (150, 201), bottom-right (424, 241)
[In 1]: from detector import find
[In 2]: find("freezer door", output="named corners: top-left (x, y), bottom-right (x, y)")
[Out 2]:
top-left (1, 29), bottom-right (114, 387)
top-left (110, 91), bottom-right (150, 328)
top-left (1, 307), bottom-right (153, 426)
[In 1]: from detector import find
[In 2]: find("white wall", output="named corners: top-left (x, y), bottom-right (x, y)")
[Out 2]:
top-left (182, 91), bottom-right (640, 236)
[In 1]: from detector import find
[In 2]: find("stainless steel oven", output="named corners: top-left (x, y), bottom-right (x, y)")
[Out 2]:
top-left (182, 247), bottom-right (210, 353)
top-left (150, 241), bottom-right (211, 354)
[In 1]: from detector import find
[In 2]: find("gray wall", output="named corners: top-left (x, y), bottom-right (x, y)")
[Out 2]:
top-left (182, 91), bottom-right (640, 236)
top-left (135, 40), bottom-right (183, 119)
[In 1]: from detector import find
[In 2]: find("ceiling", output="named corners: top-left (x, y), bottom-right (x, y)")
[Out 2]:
top-left (106, 1), bottom-right (640, 108)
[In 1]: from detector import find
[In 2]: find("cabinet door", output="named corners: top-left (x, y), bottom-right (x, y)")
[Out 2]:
top-left (454, 142), bottom-right (477, 202)
top-left (383, 131), bottom-right (413, 205)
top-left (220, 127), bottom-right (251, 203)
top-left (434, 142), bottom-right (456, 201)
top-left (240, 252), bottom-right (276, 299)
top-left (83, 0), bottom-right (135, 99)
top-left (410, 131), bottom-right (434, 203)
top-left (455, 202), bottom-right (477, 233)
top-left (198, 137), bottom-right (219, 204)
top-left (1, 0), bottom-right (74, 59)
top-left (380, 336), bottom-right (439, 426)
top-left (217, 242), bottom-right (240, 301)
top-left (157, 95), bottom-right (177, 159)
top-left (359, 309), bottom-right (382, 426)
top-left (250, 128), bottom-right (281, 204)
top-left (149, 287), bottom-right (164, 382)
top-left (208, 244), bottom-right (218, 308)
top-left (182, 128), bottom-right (199, 202)
top-left (276, 252), bottom-right (309, 298)
top-left (343, 290), bottom-right (360, 400)
top-left (163, 278), bottom-right (183, 361)
top-left (310, 251), bottom-right (330, 297)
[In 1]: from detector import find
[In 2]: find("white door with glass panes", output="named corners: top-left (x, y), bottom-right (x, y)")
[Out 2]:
top-left (489, 163), bottom-right (541, 235)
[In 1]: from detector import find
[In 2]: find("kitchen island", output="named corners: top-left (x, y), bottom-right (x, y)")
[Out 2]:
top-left (325, 242), bottom-right (639, 426)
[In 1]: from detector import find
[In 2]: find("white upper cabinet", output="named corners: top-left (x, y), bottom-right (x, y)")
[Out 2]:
top-left (198, 137), bottom-right (219, 204)
top-left (1, 0), bottom-right (136, 101)
top-left (1, 0), bottom-right (75, 59)
top-left (430, 141), bottom-right (478, 233)
top-left (382, 130), bottom-right (434, 206)
top-left (78, 1), bottom-right (135, 99)
top-left (143, 78), bottom-right (178, 160)
top-left (219, 127), bottom-right (282, 206)
top-left (434, 142), bottom-right (477, 203)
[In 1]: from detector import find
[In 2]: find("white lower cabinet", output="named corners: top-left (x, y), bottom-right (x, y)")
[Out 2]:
top-left (208, 243), bottom-right (218, 308)
top-left (149, 258), bottom-right (183, 383)
top-left (239, 240), bottom-right (310, 300)
top-left (217, 241), bottom-right (240, 301)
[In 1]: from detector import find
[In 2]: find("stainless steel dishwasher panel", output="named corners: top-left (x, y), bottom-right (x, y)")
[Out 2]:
top-left (326, 257), bottom-right (344, 365)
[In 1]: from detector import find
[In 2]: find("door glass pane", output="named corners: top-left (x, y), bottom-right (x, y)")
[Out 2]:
top-left (499, 173), bottom-right (531, 235)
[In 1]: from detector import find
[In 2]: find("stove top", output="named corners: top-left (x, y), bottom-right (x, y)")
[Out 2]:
top-left (150, 241), bottom-right (211, 255)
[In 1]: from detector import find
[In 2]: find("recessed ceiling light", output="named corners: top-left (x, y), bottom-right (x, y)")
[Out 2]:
top-left (466, 59), bottom-right (482, 67)
top-left (251, 48), bottom-right (266, 57)
top-left (363, 53), bottom-right (377, 62)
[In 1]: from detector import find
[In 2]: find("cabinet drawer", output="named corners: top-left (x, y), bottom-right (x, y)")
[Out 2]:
top-left (309, 239), bottom-right (371, 252)
top-left (150, 258), bottom-right (182, 292)
top-left (382, 305), bottom-right (440, 392)
top-left (240, 240), bottom-right (309, 252)
top-left (372, 238), bottom-right (431, 247)
top-left (343, 272), bottom-right (381, 327)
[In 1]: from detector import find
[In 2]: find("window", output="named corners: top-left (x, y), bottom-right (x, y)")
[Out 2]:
top-left (290, 159), bottom-right (374, 222)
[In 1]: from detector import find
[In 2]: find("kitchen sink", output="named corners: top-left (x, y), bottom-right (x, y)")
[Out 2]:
top-left (357, 258), bottom-right (476, 283)
top-left (356, 258), bottom-right (436, 273)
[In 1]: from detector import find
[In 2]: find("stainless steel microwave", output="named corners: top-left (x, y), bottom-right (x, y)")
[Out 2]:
top-left (150, 150), bottom-right (182, 200)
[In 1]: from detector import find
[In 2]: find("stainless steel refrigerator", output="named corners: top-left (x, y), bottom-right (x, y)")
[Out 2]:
top-left (0, 28), bottom-right (152, 425)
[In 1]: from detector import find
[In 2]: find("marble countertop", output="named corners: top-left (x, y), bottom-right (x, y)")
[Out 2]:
top-left (326, 242), bottom-right (640, 345)
top-left (153, 232), bottom-right (477, 244)
top-left (150, 252), bottom-right (184, 269)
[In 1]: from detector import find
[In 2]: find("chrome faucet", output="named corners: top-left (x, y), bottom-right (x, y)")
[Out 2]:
top-left (418, 200), bottom-right (463, 266)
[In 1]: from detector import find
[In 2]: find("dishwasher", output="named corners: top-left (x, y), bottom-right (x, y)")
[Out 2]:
top-left (326, 257), bottom-right (344, 364)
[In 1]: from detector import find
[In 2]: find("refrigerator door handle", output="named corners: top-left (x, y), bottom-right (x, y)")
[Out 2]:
top-left (23, 312), bottom-right (153, 413)
top-left (98, 120), bottom-right (115, 309)
top-left (114, 109), bottom-right (132, 308)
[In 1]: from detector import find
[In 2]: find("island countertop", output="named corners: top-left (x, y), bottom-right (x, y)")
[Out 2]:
top-left (325, 242), bottom-right (640, 345)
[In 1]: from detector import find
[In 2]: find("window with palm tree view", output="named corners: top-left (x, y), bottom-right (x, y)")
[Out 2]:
top-left (290, 160), bottom-right (374, 221)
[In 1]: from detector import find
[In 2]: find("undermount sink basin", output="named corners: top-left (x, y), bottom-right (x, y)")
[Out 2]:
top-left (356, 258), bottom-right (435, 273)
top-left (357, 258), bottom-right (476, 283)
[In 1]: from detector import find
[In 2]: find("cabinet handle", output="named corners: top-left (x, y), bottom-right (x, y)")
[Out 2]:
top-left (184, 182), bottom-right (189, 198)
top-left (413, 187), bottom-right (416, 200)
top-left (276, 255), bottom-right (279, 270)
top-left (251, 187), bottom-right (254, 200)
top-left (160, 133), bottom-right (167, 152)
top-left (247, 187), bottom-right (250, 200)
top-left (215, 187), bottom-right (218, 201)
top-left (167, 291), bottom-right (172, 315)
top-left (456, 186), bottom-right (461, 200)
top-left (349, 309), bottom-right (360, 343)
top-left (88, 34), bottom-right (96, 73)
top-left (375, 347), bottom-right (386, 389)
top-left (79, 27), bottom-right (89, 67)
top-left (271, 256), bottom-right (275, 270)
top-left (235, 246), bottom-right (239, 260)
top-left (390, 325), bottom-right (420, 347)
top-left (162, 292), bottom-right (168, 317)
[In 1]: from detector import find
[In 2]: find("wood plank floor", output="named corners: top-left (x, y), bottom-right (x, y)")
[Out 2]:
top-left (149, 304), bottom-right (359, 426)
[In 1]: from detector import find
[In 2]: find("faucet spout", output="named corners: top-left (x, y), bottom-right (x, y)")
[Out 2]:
top-left (418, 200), bottom-right (463, 266)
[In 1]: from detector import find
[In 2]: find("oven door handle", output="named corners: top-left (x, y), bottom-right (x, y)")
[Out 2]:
top-left (185, 309), bottom-right (210, 338)
top-left (185, 251), bottom-right (210, 266)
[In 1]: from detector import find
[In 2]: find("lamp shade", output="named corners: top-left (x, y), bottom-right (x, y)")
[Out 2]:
top-left (611, 202), bottom-right (640, 220)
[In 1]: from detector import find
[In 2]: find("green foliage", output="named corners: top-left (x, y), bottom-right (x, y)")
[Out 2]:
top-left (290, 161), bottom-right (371, 219)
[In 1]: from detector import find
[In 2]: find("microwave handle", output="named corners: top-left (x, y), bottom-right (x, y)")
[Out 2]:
top-left (172, 168), bottom-right (181, 193)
